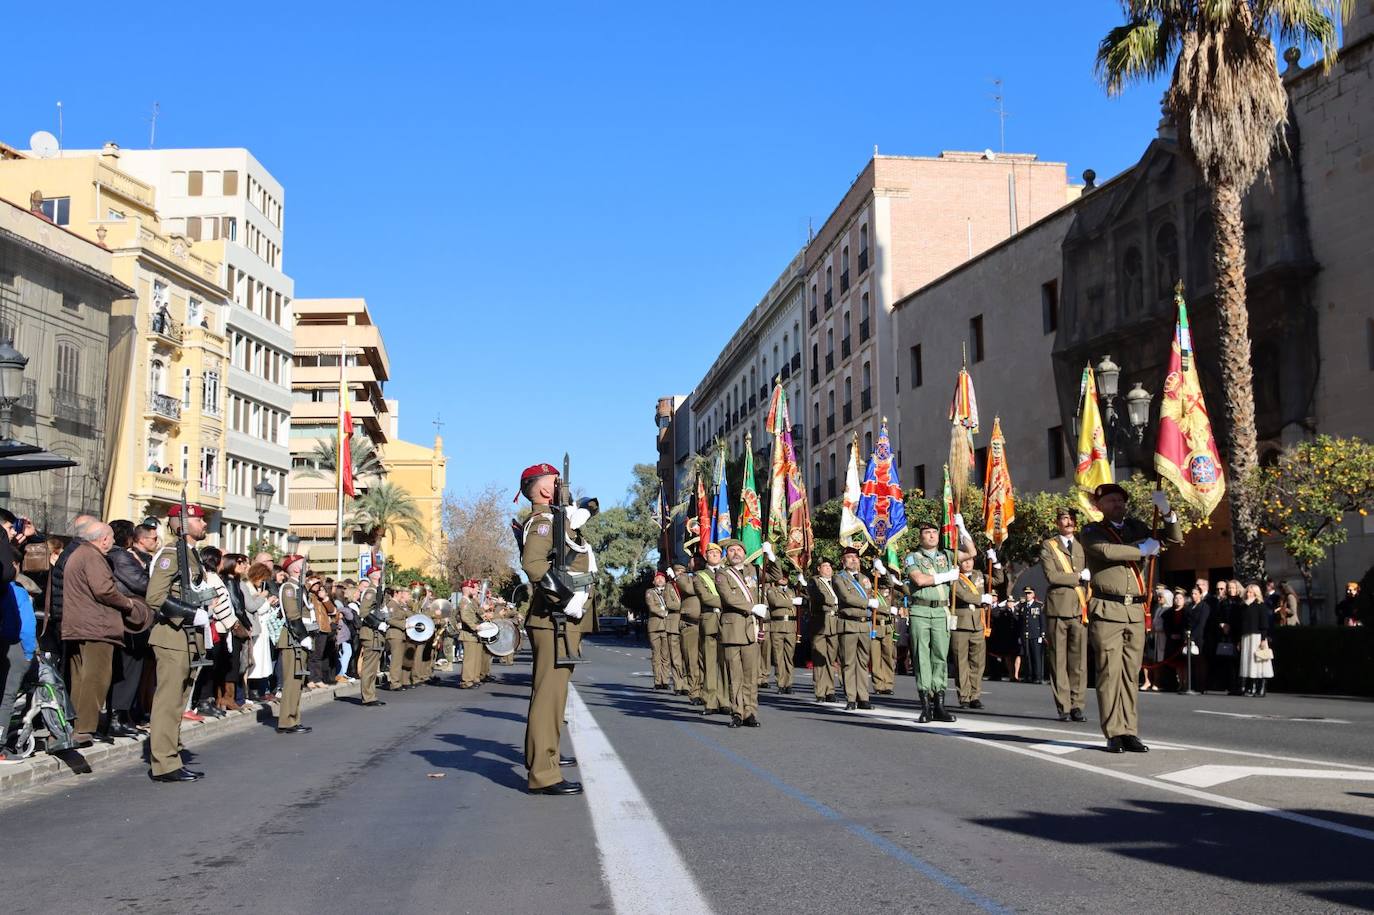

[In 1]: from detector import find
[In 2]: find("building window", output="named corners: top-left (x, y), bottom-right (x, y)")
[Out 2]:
top-left (909, 344), bottom-right (923, 388)
top-left (1048, 426), bottom-right (1065, 479)
top-left (969, 314), bottom-right (984, 363)
top-left (864, 431), bottom-right (872, 455)
top-left (187, 171), bottom-right (204, 196)
top-left (913, 464), bottom-right (926, 496)
top-left (203, 371), bottom-right (220, 415)
top-left (62, 293), bottom-right (81, 312)
top-left (974, 446), bottom-right (988, 486)
top-left (55, 341), bottom-right (80, 394)
top-left (40, 197), bottom-right (70, 226)
top-left (1041, 279), bottom-right (1058, 333)
top-left (182, 369), bottom-right (192, 408)
top-left (223, 170), bottom-right (239, 196)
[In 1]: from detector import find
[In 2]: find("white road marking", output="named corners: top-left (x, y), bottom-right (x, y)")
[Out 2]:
top-left (1158, 765), bottom-right (1374, 788)
top-left (1195, 709), bottom-right (1351, 724)
top-left (567, 686), bottom-right (714, 915)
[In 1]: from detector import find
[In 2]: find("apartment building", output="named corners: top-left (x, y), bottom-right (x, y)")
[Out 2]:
top-left (804, 151), bottom-right (1074, 504)
top-left (379, 429), bottom-right (447, 575)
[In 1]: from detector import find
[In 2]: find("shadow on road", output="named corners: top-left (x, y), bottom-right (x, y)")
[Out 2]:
top-left (579, 680), bottom-right (725, 726)
top-left (412, 732), bottom-right (526, 791)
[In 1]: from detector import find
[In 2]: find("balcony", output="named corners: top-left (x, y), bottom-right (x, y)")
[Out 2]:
top-left (826, 414), bottom-right (835, 436)
top-left (861, 389), bottom-right (872, 412)
top-left (824, 290), bottom-right (833, 311)
top-left (843, 403), bottom-right (853, 424)
top-left (148, 392), bottom-right (183, 422)
top-left (825, 353), bottom-right (834, 375)
top-left (148, 311), bottom-right (185, 346)
top-left (841, 337), bottom-right (851, 359)
top-left (840, 270), bottom-right (850, 293)
top-left (791, 353), bottom-right (801, 371)
top-left (809, 307), bottom-right (817, 327)
top-left (859, 249), bottom-right (869, 273)
top-left (809, 367), bottom-right (818, 387)
top-left (16, 378), bottom-right (37, 411)
top-left (859, 319), bottom-right (870, 342)
top-left (134, 470), bottom-right (185, 504)
top-left (52, 389), bottom-right (97, 427)
top-left (748, 395), bottom-right (756, 412)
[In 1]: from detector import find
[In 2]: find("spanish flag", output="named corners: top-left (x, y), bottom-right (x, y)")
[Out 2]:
top-left (1155, 288), bottom-right (1225, 517)
top-left (338, 343), bottom-right (355, 498)
top-left (1074, 365), bottom-right (1111, 521)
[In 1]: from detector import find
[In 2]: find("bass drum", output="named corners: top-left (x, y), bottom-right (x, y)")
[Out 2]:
top-left (485, 618), bottom-right (522, 658)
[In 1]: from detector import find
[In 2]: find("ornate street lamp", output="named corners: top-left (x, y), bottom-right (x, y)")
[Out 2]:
top-left (1096, 354), bottom-right (1153, 475)
top-left (0, 339), bottom-right (29, 441)
top-left (253, 479), bottom-right (275, 545)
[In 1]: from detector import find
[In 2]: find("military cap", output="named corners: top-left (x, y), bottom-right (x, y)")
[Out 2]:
top-left (1091, 482), bottom-right (1129, 502)
top-left (167, 503), bottom-right (206, 518)
top-left (917, 520), bottom-right (940, 532)
top-left (841, 546), bottom-right (861, 557)
top-left (718, 538), bottom-right (743, 551)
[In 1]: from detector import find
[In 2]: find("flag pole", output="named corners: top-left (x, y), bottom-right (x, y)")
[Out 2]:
top-left (337, 339), bottom-right (346, 579)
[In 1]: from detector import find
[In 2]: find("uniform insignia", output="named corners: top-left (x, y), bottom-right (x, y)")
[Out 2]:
top-left (159, 557), bottom-right (171, 570)
top-left (536, 523), bottom-right (550, 536)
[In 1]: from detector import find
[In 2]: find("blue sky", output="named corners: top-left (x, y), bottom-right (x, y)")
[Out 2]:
top-left (4, 2), bottom-right (1173, 507)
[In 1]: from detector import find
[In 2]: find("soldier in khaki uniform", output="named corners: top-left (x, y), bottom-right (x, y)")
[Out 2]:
top-left (145, 503), bottom-right (211, 782)
top-left (385, 587), bottom-right (416, 690)
top-left (714, 539), bottom-right (763, 727)
top-left (756, 587), bottom-right (772, 690)
top-left (809, 559), bottom-right (840, 703)
top-left (672, 563), bottom-right (703, 704)
top-left (356, 568), bottom-right (387, 706)
top-left (833, 547), bottom-right (876, 711)
top-left (456, 579), bottom-right (486, 688)
top-left (664, 576), bottom-right (686, 694)
top-left (275, 554), bottom-right (312, 734)
top-left (645, 571), bottom-right (672, 690)
top-left (1081, 483), bottom-right (1182, 753)
top-left (1040, 507), bottom-right (1090, 722)
top-left (904, 518), bottom-right (977, 723)
top-left (950, 551), bottom-right (1005, 709)
top-left (764, 563), bottom-right (799, 693)
top-left (870, 577), bottom-right (898, 695)
top-left (695, 545), bottom-right (729, 715)
top-left (518, 462), bottom-right (585, 795)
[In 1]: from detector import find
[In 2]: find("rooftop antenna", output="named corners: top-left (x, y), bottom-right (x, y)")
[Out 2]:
top-left (991, 79), bottom-right (1009, 152)
top-left (432, 413), bottom-right (444, 437)
top-left (55, 101), bottom-right (63, 151)
top-left (148, 101), bottom-right (160, 148)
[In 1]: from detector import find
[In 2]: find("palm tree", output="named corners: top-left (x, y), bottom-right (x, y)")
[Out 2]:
top-left (1096, 0), bottom-right (1349, 579)
top-left (297, 433), bottom-right (384, 486)
top-left (348, 481), bottom-right (426, 556)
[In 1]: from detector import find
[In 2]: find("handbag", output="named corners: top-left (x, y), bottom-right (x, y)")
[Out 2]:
top-left (1216, 641), bottom-right (1236, 657)
top-left (1254, 644), bottom-right (1275, 662)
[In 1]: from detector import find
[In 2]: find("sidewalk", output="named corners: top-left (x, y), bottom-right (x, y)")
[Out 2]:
top-left (0, 681), bottom-right (356, 795)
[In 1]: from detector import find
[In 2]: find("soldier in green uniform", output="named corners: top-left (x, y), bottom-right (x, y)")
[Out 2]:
top-left (664, 574), bottom-right (686, 695)
top-left (518, 462), bottom-right (585, 795)
top-left (145, 503), bottom-right (211, 783)
top-left (904, 518), bottom-right (976, 723)
top-left (833, 547), bottom-right (876, 710)
top-left (645, 571), bottom-right (672, 690)
top-left (672, 563), bottom-right (703, 704)
top-left (950, 550), bottom-right (1005, 709)
top-left (385, 587), bottom-right (416, 690)
top-left (870, 578), bottom-right (898, 695)
top-left (1039, 507), bottom-right (1090, 722)
top-left (1080, 483), bottom-right (1182, 753)
top-left (695, 544), bottom-right (729, 716)
top-left (763, 562), bottom-right (799, 693)
top-left (809, 559), bottom-right (839, 703)
top-left (456, 579), bottom-right (485, 689)
top-left (356, 568), bottom-right (387, 706)
top-left (275, 554), bottom-right (312, 734)
top-left (714, 539), bottom-right (763, 727)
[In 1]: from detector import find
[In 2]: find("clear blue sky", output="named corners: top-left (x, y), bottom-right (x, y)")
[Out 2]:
top-left (4, 2), bottom-right (1171, 508)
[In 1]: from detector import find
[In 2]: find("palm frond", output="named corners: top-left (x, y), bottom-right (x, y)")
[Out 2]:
top-left (1096, 18), bottom-right (1174, 94)
top-left (1259, 0), bottom-right (1351, 69)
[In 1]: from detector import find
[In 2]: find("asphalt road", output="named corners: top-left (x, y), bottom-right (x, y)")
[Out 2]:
top-left (3, 636), bottom-right (1372, 914)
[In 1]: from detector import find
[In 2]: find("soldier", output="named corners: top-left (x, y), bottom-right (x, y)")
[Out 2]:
top-left (384, 586), bottom-right (416, 690)
top-left (714, 539), bottom-right (764, 727)
top-left (756, 586), bottom-right (772, 691)
top-left (145, 503), bottom-right (211, 783)
top-left (763, 562), bottom-right (799, 694)
top-left (904, 518), bottom-right (977, 723)
top-left (1081, 483), bottom-right (1182, 753)
top-left (833, 546), bottom-right (876, 711)
top-left (356, 567), bottom-right (387, 706)
top-left (645, 571), bottom-right (672, 690)
top-left (695, 544), bottom-right (729, 716)
top-left (809, 558), bottom-right (840, 703)
top-left (870, 578), bottom-right (898, 695)
top-left (950, 549), bottom-right (1005, 709)
top-left (672, 563), bottom-right (704, 704)
top-left (664, 572), bottom-right (686, 695)
top-left (1039, 508), bottom-right (1090, 721)
top-left (456, 579), bottom-right (485, 688)
top-left (274, 554), bottom-right (313, 734)
top-left (518, 462), bottom-right (585, 796)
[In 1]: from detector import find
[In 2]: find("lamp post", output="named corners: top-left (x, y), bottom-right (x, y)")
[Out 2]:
top-left (0, 338), bottom-right (29, 441)
top-left (1095, 354), bottom-right (1153, 476)
top-left (253, 479), bottom-right (275, 549)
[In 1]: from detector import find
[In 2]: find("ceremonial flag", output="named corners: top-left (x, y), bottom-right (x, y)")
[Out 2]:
top-left (710, 442), bottom-right (732, 544)
top-left (1155, 288), bottom-right (1226, 517)
top-left (856, 418), bottom-right (907, 554)
top-left (338, 343), bottom-right (355, 498)
top-left (692, 473), bottom-right (710, 557)
top-left (939, 464), bottom-right (958, 553)
top-left (1074, 365), bottom-right (1112, 521)
top-left (982, 416), bottom-right (1015, 546)
top-left (948, 363), bottom-right (979, 510)
top-left (739, 432), bottom-right (763, 564)
top-left (839, 434), bottom-right (866, 548)
top-left (765, 381), bottom-right (813, 569)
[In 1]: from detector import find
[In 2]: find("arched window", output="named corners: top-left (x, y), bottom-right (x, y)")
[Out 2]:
top-left (1155, 223), bottom-right (1179, 300)
top-left (864, 431), bottom-right (872, 455)
top-left (843, 376), bottom-right (852, 406)
top-left (862, 361), bottom-right (871, 391)
top-left (1122, 246), bottom-right (1143, 314)
top-left (150, 359), bottom-right (165, 395)
top-left (55, 341), bottom-right (80, 395)
top-left (827, 390), bottom-right (835, 417)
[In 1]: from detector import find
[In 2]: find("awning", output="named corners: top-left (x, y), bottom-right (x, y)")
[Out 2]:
top-left (0, 451), bottom-right (79, 476)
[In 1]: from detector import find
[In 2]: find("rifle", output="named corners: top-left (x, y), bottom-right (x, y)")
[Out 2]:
top-left (538, 453), bottom-right (591, 668)
top-left (157, 487), bottom-right (214, 667)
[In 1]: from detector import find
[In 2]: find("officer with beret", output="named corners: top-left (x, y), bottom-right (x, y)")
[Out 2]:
top-left (951, 547), bottom-right (1004, 710)
top-left (646, 570), bottom-right (672, 690)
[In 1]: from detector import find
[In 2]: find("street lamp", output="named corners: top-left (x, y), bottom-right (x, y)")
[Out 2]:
top-left (1096, 354), bottom-right (1153, 475)
top-left (0, 339), bottom-right (29, 441)
top-left (253, 479), bottom-right (275, 546)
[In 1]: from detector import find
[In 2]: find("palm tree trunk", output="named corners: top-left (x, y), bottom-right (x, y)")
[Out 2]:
top-left (1210, 179), bottom-right (1266, 580)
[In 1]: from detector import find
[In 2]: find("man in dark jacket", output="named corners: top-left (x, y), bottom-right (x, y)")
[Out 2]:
top-left (107, 521), bottom-right (154, 736)
top-left (60, 522), bottom-right (137, 745)
top-left (42, 513), bottom-right (96, 654)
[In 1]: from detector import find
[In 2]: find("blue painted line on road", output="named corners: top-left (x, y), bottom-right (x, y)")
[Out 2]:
top-left (673, 722), bottom-right (1012, 915)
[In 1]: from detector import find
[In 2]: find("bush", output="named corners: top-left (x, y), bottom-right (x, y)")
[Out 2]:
top-left (1269, 626), bottom-right (1374, 697)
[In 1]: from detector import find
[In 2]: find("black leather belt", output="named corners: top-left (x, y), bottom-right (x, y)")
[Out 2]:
top-left (1093, 591), bottom-right (1144, 605)
top-left (912, 599), bottom-right (946, 608)
top-left (681, 618), bottom-right (700, 625)
top-left (771, 615), bottom-right (794, 622)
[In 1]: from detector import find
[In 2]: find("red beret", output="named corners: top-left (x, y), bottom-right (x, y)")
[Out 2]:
top-left (167, 504), bottom-right (206, 518)
top-left (281, 554), bottom-right (306, 569)
top-left (462, 578), bottom-right (480, 588)
top-left (515, 463), bottom-right (559, 501)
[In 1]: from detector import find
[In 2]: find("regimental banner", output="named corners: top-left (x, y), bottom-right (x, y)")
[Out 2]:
top-left (739, 432), bottom-right (763, 564)
top-left (839, 435), bottom-right (866, 548)
top-left (1155, 288), bottom-right (1226, 517)
top-left (765, 381), bottom-right (813, 570)
top-left (856, 418), bottom-right (906, 553)
top-left (1074, 365), bottom-right (1112, 521)
top-left (983, 416), bottom-right (1015, 546)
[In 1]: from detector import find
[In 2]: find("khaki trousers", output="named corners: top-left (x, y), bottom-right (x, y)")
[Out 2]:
top-left (769, 622), bottom-right (796, 688)
top-left (680, 621), bottom-right (702, 699)
top-left (839, 628), bottom-right (870, 703)
top-left (700, 614), bottom-right (726, 711)
top-left (1090, 616), bottom-right (1143, 739)
top-left (648, 630), bottom-right (671, 686)
top-left (668, 630), bottom-right (685, 691)
top-left (757, 625), bottom-right (772, 684)
top-left (359, 642), bottom-right (381, 702)
top-left (480, 641), bottom-right (492, 679)
top-left (872, 623), bottom-right (896, 691)
top-left (278, 645), bottom-right (304, 728)
top-left (460, 636), bottom-right (483, 686)
top-left (386, 628), bottom-right (413, 687)
top-left (811, 615), bottom-right (837, 698)
top-left (67, 640), bottom-right (114, 737)
top-left (1046, 615), bottom-right (1088, 713)
top-left (950, 629), bottom-right (986, 702)
top-left (525, 625), bottom-right (573, 789)
top-left (149, 642), bottom-right (193, 776)
top-left (724, 642), bottom-right (759, 718)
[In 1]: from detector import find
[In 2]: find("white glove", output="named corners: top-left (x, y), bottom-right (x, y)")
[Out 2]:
top-left (980, 594), bottom-right (995, 606)
top-left (795, 572), bottom-right (807, 587)
top-left (873, 558), bottom-right (887, 574)
top-left (867, 597), bottom-right (879, 609)
top-left (564, 591), bottom-right (589, 620)
top-left (1138, 538), bottom-right (1161, 557)
top-left (666, 568), bottom-right (676, 580)
top-left (192, 608), bottom-right (209, 627)
top-left (985, 549), bottom-right (997, 562)
top-left (792, 597), bottom-right (803, 606)
top-left (761, 542), bottom-right (776, 561)
top-left (1151, 491), bottom-right (1171, 516)
top-left (751, 604), bottom-right (768, 619)
top-left (301, 636), bottom-right (314, 651)
top-left (713, 607), bottom-right (721, 614)
top-left (378, 622), bottom-right (389, 632)
top-left (953, 513), bottom-right (966, 532)
top-left (1079, 568), bottom-right (1091, 582)
top-left (567, 507), bottom-right (591, 531)
top-left (934, 569), bottom-right (960, 585)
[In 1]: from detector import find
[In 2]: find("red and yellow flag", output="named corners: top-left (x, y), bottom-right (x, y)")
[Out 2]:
top-left (338, 345), bottom-right (355, 498)
top-left (1074, 365), bottom-right (1111, 521)
top-left (982, 416), bottom-right (1015, 546)
top-left (1155, 289), bottom-right (1225, 517)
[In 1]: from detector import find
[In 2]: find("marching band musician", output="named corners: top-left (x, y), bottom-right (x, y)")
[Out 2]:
top-left (950, 549), bottom-right (1005, 710)
top-left (763, 562), bottom-right (799, 694)
top-left (457, 580), bottom-right (485, 688)
top-left (384, 586), bottom-right (415, 691)
top-left (834, 547), bottom-right (875, 711)
top-left (356, 567), bottom-right (387, 707)
top-left (1039, 507), bottom-right (1089, 722)
top-left (714, 539), bottom-right (763, 728)
top-left (646, 571), bottom-right (672, 690)
top-left (809, 558), bottom-right (840, 704)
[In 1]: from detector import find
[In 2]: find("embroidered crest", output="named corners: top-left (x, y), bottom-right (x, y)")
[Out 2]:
top-left (535, 523), bottom-right (550, 536)
top-left (159, 556), bottom-right (172, 570)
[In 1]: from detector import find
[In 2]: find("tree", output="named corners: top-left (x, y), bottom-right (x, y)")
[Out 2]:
top-left (1096, 0), bottom-right (1350, 580)
top-left (297, 433), bottom-right (385, 486)
top-left (583, 463), bottom-right (662, 607)
top-left (348, 481), bottom-right (425, 559)
top-left (1252, 435), bottom-right (1374, 613)
top-left (442, 483), bottom-right (519, 589)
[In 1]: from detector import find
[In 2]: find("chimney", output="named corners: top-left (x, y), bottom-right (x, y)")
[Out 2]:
top-left (100, 141), bottom-right (120, 164)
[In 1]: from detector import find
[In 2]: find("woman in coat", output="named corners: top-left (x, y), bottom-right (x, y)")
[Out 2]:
top-left (243, 563), bottom-right (279, 700)
top-left (1237, 582), bottom-right (1275, 697)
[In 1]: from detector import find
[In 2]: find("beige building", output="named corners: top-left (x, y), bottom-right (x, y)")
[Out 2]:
top-left (0, 194), bottom-right (131, 529)
top-left (803, 151), bottom-right (1076, 504)
top-left (379, 431), bottom-right (447, 575)
top-left (0, 145), bottom-right (233, 531)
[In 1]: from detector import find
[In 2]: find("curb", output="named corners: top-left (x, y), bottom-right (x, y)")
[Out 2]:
top-left (0, 680), bottom-right (358, 795)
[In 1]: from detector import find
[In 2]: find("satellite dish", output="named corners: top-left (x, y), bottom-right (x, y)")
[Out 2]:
top-left (983, 148), bottom-right (997, 161)
top-left (29, 131), bottom-right (59, 159)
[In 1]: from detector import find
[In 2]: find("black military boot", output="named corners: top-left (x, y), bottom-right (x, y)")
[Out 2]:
top-left (932, 691), bottom-right (957, 723)
top-left (917, 692), bottom-right (932, 723)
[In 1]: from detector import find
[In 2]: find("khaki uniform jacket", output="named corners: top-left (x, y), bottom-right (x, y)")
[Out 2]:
top-left (695, 569), bottom-right (722, 613)
top-left (714, 564), bottom-right (760, 647)
top-left (810, 577), bottom-right (840, 636)
top-left (834, 570), bottom-right (874, 633)
top-left (1039, 536), bottom-right (1089, 619)
top-left (520, 503), bottom-right (592, 631)
top-left (953, 566), bottom-right (1005, 631)
top-left (676, 573), bottom-right (701, 622)
top-left (146, 542), bottom-right (207, 653)
top-left (646, 587), bottom-right (669, 633)
top-left (457, 596), bottom-right (483, 641)
top-left (276, 581), bottom-right (305, 649)
top-left (664, 585), bottom-right (681, 634)
top-left (1081, 516), bottom-right (1183, 623)
top-left (357, 584), bottom-right (386, 650)
top-left (766, 582), bottom-right (796, 620)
